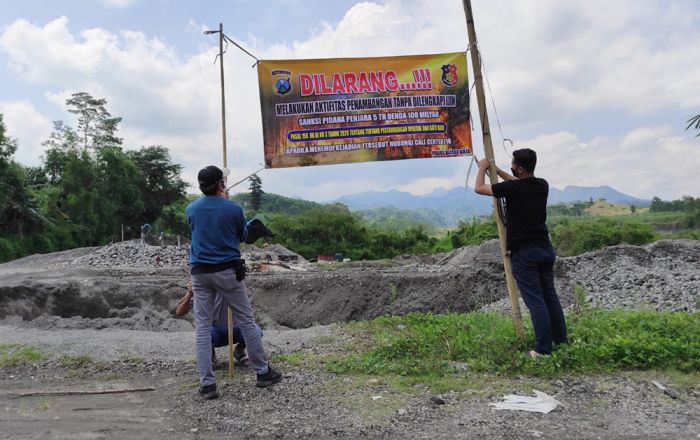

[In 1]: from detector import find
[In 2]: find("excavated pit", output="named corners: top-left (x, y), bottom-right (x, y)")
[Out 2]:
top-left (0, 239), bottom-right (698, 331)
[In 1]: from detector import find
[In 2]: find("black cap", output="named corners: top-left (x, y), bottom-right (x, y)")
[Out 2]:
top-left (198, 165), bottom-right (224, 185)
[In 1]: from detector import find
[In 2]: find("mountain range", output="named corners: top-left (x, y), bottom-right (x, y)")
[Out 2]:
top-left (335, 185), bottom-right (650, 226)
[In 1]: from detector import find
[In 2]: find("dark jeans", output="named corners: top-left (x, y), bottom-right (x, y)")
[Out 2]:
top-left (211, 324), bottom-right (263, 348)
top-left (511, 244), bottom-right (568, 354)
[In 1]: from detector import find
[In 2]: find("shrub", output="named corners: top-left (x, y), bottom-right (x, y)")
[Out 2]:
top-left (551, 217), bottom-right (656, 256)
top-left (450, 217), bottom-right (498, 248)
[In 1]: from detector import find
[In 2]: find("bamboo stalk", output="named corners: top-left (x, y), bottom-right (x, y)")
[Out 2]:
top-left (462, 0), bottom-right (524, 339)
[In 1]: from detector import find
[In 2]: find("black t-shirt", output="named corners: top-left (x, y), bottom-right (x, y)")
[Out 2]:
top-left (491, 177), bottom-right (550, 251)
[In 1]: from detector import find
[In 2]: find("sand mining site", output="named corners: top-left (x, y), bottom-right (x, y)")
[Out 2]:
top-left (0, 239), bottom-right (698, 439)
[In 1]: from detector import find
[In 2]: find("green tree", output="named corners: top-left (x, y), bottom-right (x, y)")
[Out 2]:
top-left (95, 147), bottom-right (145, 239)
top-left (550, 217), bottom-right (656, 256)
top-left (0, 115), bottom-right (45, 238)
top-left (686, 114), bottom-right (700, 137)
top-left (66, 92), bottom-right (122, 150)
top-left (450, 217), bottom-right (498, 248)
top-left (57, 150), bottom-right (99, 244)
top-left (154, 196), bottom-right (195, 237)
top-left (248, 174), bottom-right (264, 212)
top-left (127, 146), bottom-right (187, 224)
top-left (42, 121), bottom-right (79, 183)
top-left (266, 204), bottom-right (366, 259)
top-left (0, 114), bottom-right (18, 162)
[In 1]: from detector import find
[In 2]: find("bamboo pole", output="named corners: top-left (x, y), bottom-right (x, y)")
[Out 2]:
top-left (462, 0), bottom-right (524, 339)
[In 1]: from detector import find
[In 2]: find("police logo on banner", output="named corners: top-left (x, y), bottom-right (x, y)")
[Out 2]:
top-left (441, 64), bottom-right (458, 87)
top-left (272, 69), bottom-right (292, 95)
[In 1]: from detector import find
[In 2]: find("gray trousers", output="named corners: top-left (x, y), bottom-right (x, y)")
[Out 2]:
top-left (191, 269), bottom-right (268, 386)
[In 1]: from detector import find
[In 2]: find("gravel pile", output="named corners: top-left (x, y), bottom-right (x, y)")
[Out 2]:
top-left (66, 240), bottom-right (309, 270)
top-left (559, 240), bottom-right (699, 311)
top-left (70, 240), bottom-right (189, 268)
top-left (484, 239), bottom-right (700, 314)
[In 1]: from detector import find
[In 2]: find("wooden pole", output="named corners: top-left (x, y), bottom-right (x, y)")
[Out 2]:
top-left (462, 0), bottom-right (524, 339)
top-left (215, 22), bottom-right (236, 378)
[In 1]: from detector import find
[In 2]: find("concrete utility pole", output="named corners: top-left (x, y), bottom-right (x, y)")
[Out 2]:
top-left (462, 0), bottom-right (524, 339)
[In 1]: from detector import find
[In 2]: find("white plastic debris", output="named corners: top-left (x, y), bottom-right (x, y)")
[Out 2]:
top-left (371, 395), bottom-right (383, 401)
top-left (489, 390), bottom-right (561, 414)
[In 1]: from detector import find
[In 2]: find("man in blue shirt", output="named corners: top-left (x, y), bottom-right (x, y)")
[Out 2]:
top-left (187, 165), bottom-right (282, 399)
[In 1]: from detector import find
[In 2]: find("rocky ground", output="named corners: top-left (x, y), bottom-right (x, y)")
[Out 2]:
top-left (0, 239), bottom-right (699, 439)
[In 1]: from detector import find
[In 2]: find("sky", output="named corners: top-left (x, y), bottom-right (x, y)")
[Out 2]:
top-left (0, 0), bottom-right (699, 202)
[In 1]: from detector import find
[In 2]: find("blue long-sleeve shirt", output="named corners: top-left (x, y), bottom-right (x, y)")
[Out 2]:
top-left (186, 196), bottom-right (248, 269)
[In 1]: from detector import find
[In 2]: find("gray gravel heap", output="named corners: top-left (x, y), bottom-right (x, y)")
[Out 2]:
top-left (558, 239), bottom-right (699, 312)
top-left (67, 240), bottom-right (308, 270)
top-left (484, 239), bottom-right (700, 314)
top-left (70, 240), bottom-right (189, 268)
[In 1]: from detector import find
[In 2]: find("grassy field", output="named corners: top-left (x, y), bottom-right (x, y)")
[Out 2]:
top-left (272, 308), bottom-right (700, 393)
top-left (326, 310), bottom-right (699, 377)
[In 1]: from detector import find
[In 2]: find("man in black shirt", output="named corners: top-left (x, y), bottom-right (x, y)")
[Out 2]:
top-left (474, 148), bottom-right (567, 357)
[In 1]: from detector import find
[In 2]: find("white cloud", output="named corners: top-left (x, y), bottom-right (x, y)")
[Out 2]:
top-left (396, 165), bottom-right (472, 196)
top-left (0, 101), bottom-right (53, 166)
top-left (523, 128), bottom-right (700, 200)
top-left (101, 0), bottom-right (136, 8)
top-left (186, 19), bottom-right (207, 35)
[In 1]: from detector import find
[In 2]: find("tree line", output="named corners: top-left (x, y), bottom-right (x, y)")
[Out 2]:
top-left (650, 196), bottom-right (700, 228)
top-left (1, 97), bottom-right (697, 263)
top-left (0, 93), bottom-right (187, 261)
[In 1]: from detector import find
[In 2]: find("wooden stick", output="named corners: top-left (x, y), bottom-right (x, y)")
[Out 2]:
top-left (228, 307), bottom-right (235, 378)
top-left (9, 387), bottom-right (155, 399)
top-left (462, 0), bottom-right (524, 339)
top-left (652, 380), bottom-right (679, 399)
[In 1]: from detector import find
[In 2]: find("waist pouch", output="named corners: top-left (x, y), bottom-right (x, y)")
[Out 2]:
top-left (191, 259), bottom-right (246, 280)
top-left (233, 259), bottom-right (246, 281)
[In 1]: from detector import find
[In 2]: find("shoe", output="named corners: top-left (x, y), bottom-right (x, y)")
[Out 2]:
top-left (256, 365), bottom-right (283, 388)
top-left (528, 350), bottom-right (550, 359)
top-left (198, 383), bottom-right (219, 400)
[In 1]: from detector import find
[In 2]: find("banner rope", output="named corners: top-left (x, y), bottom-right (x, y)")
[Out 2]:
top-left (476, 44), bottom-right (510, 225)
top-left (465, 43), bottom-right (509, 225)
top-left (222, 34), bottom-right (261, 68)
top-left (476, 43), bottom-right (512, 158)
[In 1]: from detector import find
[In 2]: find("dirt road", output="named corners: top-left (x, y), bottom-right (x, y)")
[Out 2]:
top-left (1, 325), bottom-right (698, 439)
